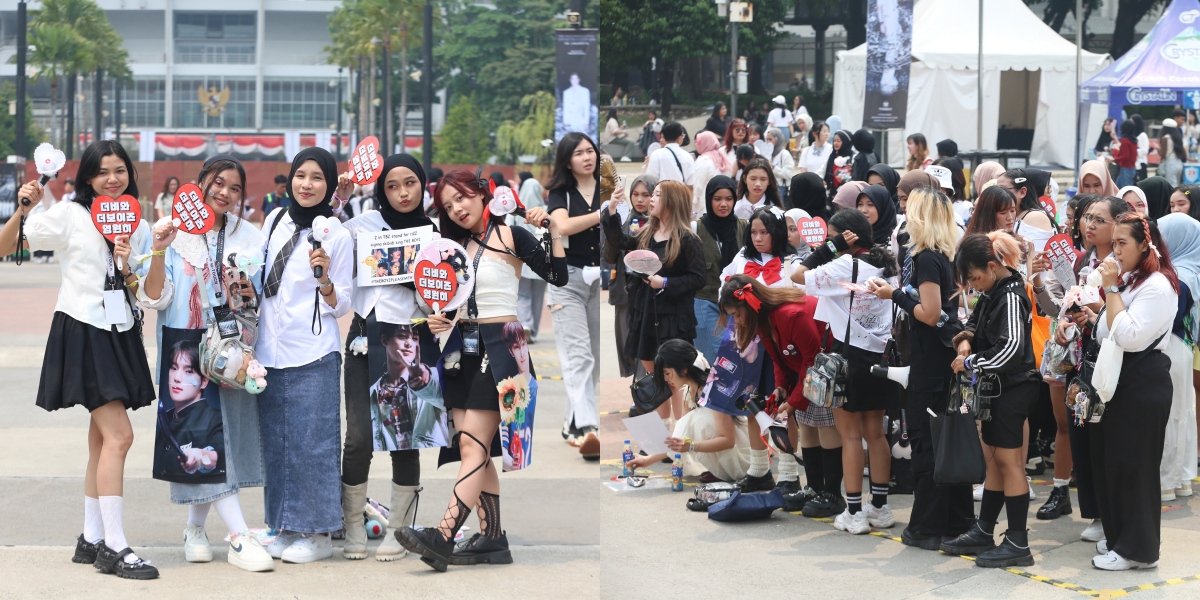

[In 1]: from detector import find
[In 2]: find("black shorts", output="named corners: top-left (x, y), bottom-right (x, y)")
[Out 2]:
top-left (980, 379), bottom-right (1040, 449)
top-left (444, 337), bottom-right (500, 412)
top-left (832, 341), bottom-right (898, 413)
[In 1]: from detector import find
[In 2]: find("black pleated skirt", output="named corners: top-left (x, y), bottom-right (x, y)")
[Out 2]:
top-left (36, 311), bottom-right (156, 412)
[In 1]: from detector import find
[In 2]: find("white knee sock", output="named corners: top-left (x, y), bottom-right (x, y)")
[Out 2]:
top-left (99, 496), bottom-right (140, 562)
top-left (188, 502), bottom-right (211, 528)
top-left (748, 448), bottom-right (770, 477)
top-left (84, 496), bottom-right (104, 543)
top-left (778, 453), bottom-right (800, 482)
top-left (213, 494), bottom-right (248, 536)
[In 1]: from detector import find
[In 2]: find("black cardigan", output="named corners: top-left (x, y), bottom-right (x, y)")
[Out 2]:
top-left (602, 212), bottom-right (706, 337)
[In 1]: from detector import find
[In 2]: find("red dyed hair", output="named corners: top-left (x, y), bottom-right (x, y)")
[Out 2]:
top-left (1115, 212), bottom-right (1180, 293)
top-left (723, 118), bottom-right (748, 153)
top-left (433, 169), bottom-right (499, 242)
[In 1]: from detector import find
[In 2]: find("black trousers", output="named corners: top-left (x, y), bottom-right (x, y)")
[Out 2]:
top-left (1068, 414), bottom-right (1101, 519)
top-left (1091, 351), bottom-right (1172, 564)
top-left (341, 317), bottom-right (421, 487)
top-left (907, 388), bottom-right (975, 537)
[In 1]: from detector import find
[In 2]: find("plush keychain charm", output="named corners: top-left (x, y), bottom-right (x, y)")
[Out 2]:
top-left (349, 336), bottom-right (368, 355)
top-left (244, 360), bottom-right (267, 394)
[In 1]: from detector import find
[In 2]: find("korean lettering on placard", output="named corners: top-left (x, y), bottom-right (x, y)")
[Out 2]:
top-left (174, 189), bottom-right (210, 232)
top-left (351, 142), bottom-right (380, 183)
top-left (418, 265), bottom-right (453, 303)
top-left (97, 200), bottom-right (137, 236)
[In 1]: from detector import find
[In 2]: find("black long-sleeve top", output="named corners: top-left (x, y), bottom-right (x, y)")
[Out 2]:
top-left (602, 212), bottom-right (706, 329)
top-left (953, 271), bottom-right (1039, 386)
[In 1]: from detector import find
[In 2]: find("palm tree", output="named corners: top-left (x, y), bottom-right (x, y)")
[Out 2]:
top-left (28, 23), bottom-right (90, 148)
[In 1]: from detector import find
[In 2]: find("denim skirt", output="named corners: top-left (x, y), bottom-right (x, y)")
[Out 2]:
top-left (170, 385), bottom-right (266, 504)
top-left (258, 352), bottom-right (343, 534)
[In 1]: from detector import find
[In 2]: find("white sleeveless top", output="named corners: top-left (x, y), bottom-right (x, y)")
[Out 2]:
top-left (472, 255), bottom-right (520, 319)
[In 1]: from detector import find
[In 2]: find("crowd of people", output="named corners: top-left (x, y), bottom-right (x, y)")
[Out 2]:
top-left (605, 112), bottom-right (1200, 573)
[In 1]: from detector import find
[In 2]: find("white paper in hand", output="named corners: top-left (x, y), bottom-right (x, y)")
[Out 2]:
top-left (621, 412), bottom-right (672, 455)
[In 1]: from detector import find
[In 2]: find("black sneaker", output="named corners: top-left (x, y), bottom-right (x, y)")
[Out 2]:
top-left (783, 486), bottom-right (817, 512)
top-left (93, 543), bottom-right (159, 580)
top-left (939, 522), bottom-right (996, 555)
top-left (1036, 485), bottom-right (1073, 520)
top-left (72, 535), bottom-right (101, 564)
top-left (562, 420), bottom-right (582, 442)
top-left (397, 526), bottom-right (455, 572)
top-left (775, 479), bottom-right (801, 495)
top-left (449, 532), bottom-right (514, 566)
top-left (1025, 456), bottom-right (1045, 476)
top-left (801, 491), bottom-right (845, 518)
top-left (974, 530), bottom-right (1034, 568)
top-left (735, 472), bottom-right (776, 493)
top-left (900, 527), bottom-right (943, 551)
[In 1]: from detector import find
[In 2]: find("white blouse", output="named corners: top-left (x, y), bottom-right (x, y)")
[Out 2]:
top-left (770, 150), bottom-right (795, 190)
top-left (24, 200), bottom-right (150, 332)
top-left (734, 196), bottom-right (767, 220)
top-left (257, 208), bottom-right (354, 369)
top-left (805, 255), bottom-right (896, 353)
top-left (718, 250), bottom-right (802, 300)
top-left (1094, 271), bottom-right (1177, 353)
top-left (345, 211), bottom-right (432, 324)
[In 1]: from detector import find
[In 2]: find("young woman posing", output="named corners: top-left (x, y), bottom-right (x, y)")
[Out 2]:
top-left (338, 154), bottom-right (439, 561)
top-left (0, 140), bottom-right (157, 578)
top-left (798, 121), bottom-right (830, 178)
top-left (605, 180), bottom-right (707, 425)
top-left (623, 340), bottom-right (752, 483)
top-left (1087, 213), bottom-right (1179, 571)
top-left (398, 170), bottom-right (566, 572)
top-left (940, 232), bottom-right (1041, 568)
top-left (866, 188), bottom-right (974, 550)
top-left (256, 147), bottom-right (354, 564)
top-left (140, 155), bottom-right (272, 572)
top-left (605, 175), bottom-right (657, 378)
top-left (692, 176), bottom-right (747, 364)
top-left (734, 157), bottom-right (784, 219)
top-left (546, 132), bottom-right (604, 457)
top-left (793, 209), bottom-right (900, 532)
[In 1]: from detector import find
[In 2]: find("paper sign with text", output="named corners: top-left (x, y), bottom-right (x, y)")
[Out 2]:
top-left (91, 195), bottom-right (142, 241)
top-left (357, 226), bottom-right (434, 287)
top-left (1045, 233), bottom-right (1079, 289)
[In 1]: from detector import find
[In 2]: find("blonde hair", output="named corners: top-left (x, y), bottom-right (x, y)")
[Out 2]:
top-left (905, 188), bottom-right (959, 259)
top-left (637, 180), bottom-right (696, 266)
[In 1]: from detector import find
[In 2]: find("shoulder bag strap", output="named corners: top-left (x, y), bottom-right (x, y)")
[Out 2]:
top-left (843, 258), bottom-right (858, 346)
top-left (260, 209), bottom-right (286, 291)
top-left (668, 147), bottom-right (685, 180)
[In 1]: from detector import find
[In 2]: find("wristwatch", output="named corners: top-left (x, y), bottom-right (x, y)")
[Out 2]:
top-left (1105, 285), bottom-right (1120, 295)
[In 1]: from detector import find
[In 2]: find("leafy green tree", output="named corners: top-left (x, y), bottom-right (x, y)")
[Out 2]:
top-left (495, 91), bottom-right (555, 164)
top-left (436, 94), bottom-right (491, 164)
top-left (0, 82), bottom-right (45, 157)
top-left (27, 23), bottom-right (90, 148)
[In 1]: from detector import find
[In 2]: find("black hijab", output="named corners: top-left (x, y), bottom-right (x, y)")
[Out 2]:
top-left (859, 184), bottom-right (896, 247)
top-left (286, 147), bottom-right (337, 229)
top-left (1138, 176), bottom-right (1173, 220)
top-left (377, 153), bottom-right (435, 231)
top-left (701, 175), bottom-right (740, 269)
top-left (824, 130), bottom-right (854, 188)
top-left (789, 172), bottom-right (830, 220)
top-left (867, 163), bottom-right (900, 204)
top-left (936, 138), bottom-right (958, 157)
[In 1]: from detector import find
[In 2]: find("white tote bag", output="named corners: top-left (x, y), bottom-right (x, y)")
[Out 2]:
top-left (1092, 315), bottom-right (1126, 404)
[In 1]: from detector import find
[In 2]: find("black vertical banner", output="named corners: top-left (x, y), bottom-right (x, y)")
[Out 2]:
top-left (862, 0), bottom-right (913, 130)
top-left (555, 28), bottom-right (600, 143)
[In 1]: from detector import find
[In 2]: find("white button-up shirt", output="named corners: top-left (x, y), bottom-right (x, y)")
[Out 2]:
top-left (256, 208), bottom-right (354, 369)
top-left (1095, 271), bottom-right (1177, 353)
top-left (646, 143), bottom-right (695, 185)
top-left (345, 210), bottom-right (432, 323)
top-left (24, 200), bottom-right (150, 332)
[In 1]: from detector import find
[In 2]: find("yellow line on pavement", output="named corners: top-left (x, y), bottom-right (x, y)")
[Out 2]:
top-left (535, 375), bottom-right (562, 381)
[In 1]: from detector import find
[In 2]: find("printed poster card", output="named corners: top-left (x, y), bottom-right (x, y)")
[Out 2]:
top-left (153, 327), bottom-right (227, 484)
top-left (366, 315), bottom-right (452, 451)
top-left (357, 225), bottom-right (435, 287)
top-left (698, 320), bottom-right (763, 417)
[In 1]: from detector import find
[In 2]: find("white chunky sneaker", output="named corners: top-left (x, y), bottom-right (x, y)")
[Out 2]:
top-left (866, 504), bottom-right (895, 528)
top-left (266, 531), bottom-right (300, 559)
top-left (1080, 519), bottom-right (1105, 542)
top-left (281, 534), bottom-right (333, 564)
top-left (227, 531), bottom-right (274, 572)
top-left (833, 509), bottom-right (871, 535)
top-left (183, 525), bottom-right (213, 563)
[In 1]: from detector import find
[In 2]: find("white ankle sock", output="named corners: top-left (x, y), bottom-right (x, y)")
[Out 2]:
top-left (777, 453), bottom-right (800, 481)
top-left (748, 449), bottom-right (770, 477)
top-left (188, 502), bottom-right (211, 528)
top-left (99, 496), bottom-right (140, 562)
top-left (84, 496), bottom-right (104, 543)
top-left (1054, 478), bottom-right (1070, 488)
top-left (214, 494), bottom-right (248, 535)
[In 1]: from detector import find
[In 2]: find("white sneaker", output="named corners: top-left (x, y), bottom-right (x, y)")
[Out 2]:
top-left (866, 503), bottom-right (895, 528)
top-left (1177, 481), bottom-right (1194, 497)
top-left (227, 531), bottom-right (274, 572)
top-left (183, 525), bottom-right (213, 563)
top-left (1092, 550), bottom-right (1158, 571)
top-left (1081, 519), bottom-right (1105, 542)
top-left (1095, 539), bottom-right (1107, 555)
top-left (281, 534), bottom-right (333, 564)
top-left (266, 531), bottom-right (300, 559)
top-left (973, 485), bottom-right (984, 501)
top-left (833, 509), bottom-right (871, 535)
top-left (1162, 489), bottom-right (1177, 502)
top-left (1028, 476), bottom-right (1036, 500)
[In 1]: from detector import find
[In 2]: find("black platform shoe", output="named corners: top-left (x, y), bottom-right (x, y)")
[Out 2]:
top-left (93, 543), bottom-right (159, 580)
top-left (939, 522), bottom-right (996, 556)
top-left (783, 486), bottom-right (817, 512)
top-left (801, 491), bottom-right (845, 518)
top-left (1036, 485), bottom-right (1073, 520)
top-left (775, 479), bottom-right (801, 495)
top-left (397, 527), bottom-right (455, 572)
top-left (72, 535), bottom-right (101, 564)
top-left (735, 472), bottom-right (776, 493)
top-left (450, 532), bottom-right (514, 566)
top-left (900, 527), bottom-right (944, 551)
top-left (974, 530), bottom-right (1034, 568)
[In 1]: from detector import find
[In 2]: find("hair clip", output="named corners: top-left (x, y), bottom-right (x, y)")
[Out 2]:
top-left (733, 283), bottom-right (762, 311)
top-left (768, 206), bottom-right (785, 219)
top-left (1014, 177), bottom-right (1027, 184)
top-left (693, 353), bottom-right (711, 371)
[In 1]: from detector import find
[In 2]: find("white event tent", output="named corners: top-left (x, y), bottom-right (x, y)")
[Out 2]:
top-left (832, 0), bottom-right (1110, 168)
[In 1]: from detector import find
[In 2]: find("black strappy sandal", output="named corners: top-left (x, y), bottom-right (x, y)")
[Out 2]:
top-left (94, 543), bottom-right (159, 580)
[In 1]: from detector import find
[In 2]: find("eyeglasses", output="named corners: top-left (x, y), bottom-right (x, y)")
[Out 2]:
top-left (734, 127), bottom-right (747, 132)
top-left (1082, 214), bottom-right (1112, 227)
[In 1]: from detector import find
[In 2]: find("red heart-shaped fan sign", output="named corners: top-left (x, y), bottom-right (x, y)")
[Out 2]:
top-left (1045, 233), bottom-right (1078, 264)
top-left (171, 183), bottom-right (215, 234)
top-left (349, 136), bottom-right (384, 185)
top-left (414, 259), bottom-right (459, 313)
top-left (91, 195), bottom-right (142, 242)
top-left (1039, 195), bottom-right (1057, 221)
top-left (798, 216), bottom-right (827, 248)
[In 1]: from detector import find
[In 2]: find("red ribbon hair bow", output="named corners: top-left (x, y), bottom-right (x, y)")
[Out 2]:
top-left (733, 283), bottom-right (762, 311)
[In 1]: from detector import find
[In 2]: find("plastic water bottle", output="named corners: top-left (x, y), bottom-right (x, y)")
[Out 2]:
top-left (671, 454), bottom-right (684, 491)
top-left (621, 440), bottom-right (634, 477)
top-left (903, 284), bottom-right (949, 327)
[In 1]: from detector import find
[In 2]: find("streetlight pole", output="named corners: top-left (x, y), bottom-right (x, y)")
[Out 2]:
top-left (422, 0), bottom-right (433, 172)
top-left (977, 0), bottom-right (983, 150)
top-left (382, 42), bottom-right (391, 157)
top-left (731, 22), bottom-right (738, 118)
top-left (336, 67), bottom-right (344, 159)
top-left (95, 67), bottom-right (104, 143)
top-left (15, 0), bottom-right (27, 158)
top-left (1075, 0), bottom-right (1083, 182)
